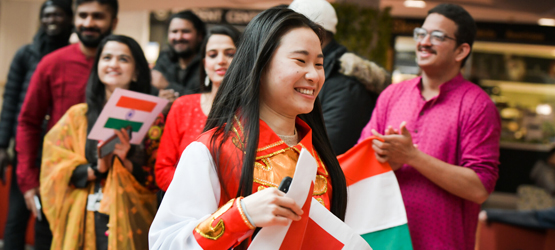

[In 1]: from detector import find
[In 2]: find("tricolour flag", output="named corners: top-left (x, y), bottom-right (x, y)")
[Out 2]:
top-left (87, 88), bottom-right (168, 144)
top-left (249, 149), bottom-right (372, 250)
top-left (338, 136), bottom-right (413, 250)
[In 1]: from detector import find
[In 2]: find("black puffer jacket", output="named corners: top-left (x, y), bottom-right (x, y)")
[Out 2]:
top-left (0, 31), bottom-right (69, 149)
top-left (319, 39), bottom-right (390, 155)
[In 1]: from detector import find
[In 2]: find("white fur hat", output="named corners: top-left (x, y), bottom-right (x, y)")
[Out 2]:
top-left (289, 0), bottom-right (338, 34)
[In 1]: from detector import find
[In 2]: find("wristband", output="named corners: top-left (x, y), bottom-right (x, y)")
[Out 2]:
top-left (238, 197), bottom-right (256, 229)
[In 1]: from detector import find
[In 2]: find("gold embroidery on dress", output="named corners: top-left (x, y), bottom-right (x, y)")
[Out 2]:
top-left (316, 198), bottom-right (325, 206)
top-left (261, 159), bottom-right (272, 171)
top-left (254, 162), bottom-right (268, 171)
top-left (195, 199), bottom-right (234, 240)
top-left (257, 185), bottom-right (266, 192)
top-left (254, 178), bottom-right (278, 188)
top-left (231, 127), bottom-right (245, 152)
top-left (257, 141), bottom-right (285, 152)
top-left (234, 116), bottom-right (244, 134)
top-left (313, 175), bottom-right (328, 196)
top-left (255, 148), bottom-right (293, 160)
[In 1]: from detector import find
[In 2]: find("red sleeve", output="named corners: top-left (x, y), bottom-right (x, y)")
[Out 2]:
top-left (16, 59), bottom-right (53, 193)
top-left (193, 198), bottom-right (254, 249)
top-left (155, 98), bottom-right (185, 191)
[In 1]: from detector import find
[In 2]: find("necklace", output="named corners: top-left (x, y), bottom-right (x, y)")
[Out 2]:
top-left (277, 128), bottom-right (298, 147)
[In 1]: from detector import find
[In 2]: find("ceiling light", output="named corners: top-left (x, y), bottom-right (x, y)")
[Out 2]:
top-left (538, 18), bottom-right (555, 26)
top-left (404, 0), bottom-right (426, 8)
top-left (536, 104), bottom-right (552, 116)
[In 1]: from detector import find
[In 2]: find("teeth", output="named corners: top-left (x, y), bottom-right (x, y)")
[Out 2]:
top-left (295, 88), bottom-right (314, 95)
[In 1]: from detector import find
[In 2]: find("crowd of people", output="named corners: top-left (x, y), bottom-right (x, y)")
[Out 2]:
top-left (0, 0), bottom-right (504, 249)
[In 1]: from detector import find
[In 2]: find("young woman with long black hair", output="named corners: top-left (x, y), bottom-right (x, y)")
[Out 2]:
top-left (155, 25), bottom-right (241, 192)
top-left (40, 35), bottom-right (157, 249)
top-left (149, 6), bottom-right (347, 249)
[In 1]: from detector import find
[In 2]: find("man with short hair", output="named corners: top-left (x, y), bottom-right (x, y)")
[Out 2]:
top-left (289, 0), bottom-right (390, 155)
top-left (359, 4), bottom-right (500, 249)
top-left (0, 2), bottom-right (73, 248)
top-left (15, 0), bottom-right (118, 248)
top-left (152, 10), bottom-right (206, 96)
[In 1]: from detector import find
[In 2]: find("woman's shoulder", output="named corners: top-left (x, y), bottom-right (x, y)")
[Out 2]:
top-left (174, 93), bottom-right (202, 106)
top-left (170, 94), bottom-right (202, 113)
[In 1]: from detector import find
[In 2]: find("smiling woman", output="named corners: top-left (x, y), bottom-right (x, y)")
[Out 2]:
top-left (155, 25), bottom-right (241, 192)
top-left (259, 27), bottom-right (325, 128)
top-left (149, 6), bottom-right (347, 250)
top-left (39, 35), bottom-right (157, 250)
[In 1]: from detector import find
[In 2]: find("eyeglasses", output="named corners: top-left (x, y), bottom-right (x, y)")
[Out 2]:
top-left (413, 27), bottom-right (456, 45)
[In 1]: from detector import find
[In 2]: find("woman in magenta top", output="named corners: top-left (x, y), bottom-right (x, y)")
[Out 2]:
top-left (155, 25), bottom-right (241, 191)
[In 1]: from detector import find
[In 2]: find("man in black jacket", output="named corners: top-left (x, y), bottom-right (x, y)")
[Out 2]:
top-left (0, 1), bottom-right (72, 249)
top-left (151, 10), bottom-right (206, 99)
top-left (290, 0), bottom-right (390, 155)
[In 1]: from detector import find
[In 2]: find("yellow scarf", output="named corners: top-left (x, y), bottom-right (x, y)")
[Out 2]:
top-left (40, 103), bottom-right (157, 250)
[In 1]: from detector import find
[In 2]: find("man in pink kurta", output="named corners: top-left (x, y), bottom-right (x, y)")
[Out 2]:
top-left (358, 4), bottom-right (500, 250)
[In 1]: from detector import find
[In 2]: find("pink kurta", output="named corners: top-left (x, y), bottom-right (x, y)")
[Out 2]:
top-left (359, 74), bottom-right (501, 250)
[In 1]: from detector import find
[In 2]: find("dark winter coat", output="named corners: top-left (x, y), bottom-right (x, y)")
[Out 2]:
top-left (319, 39), bottom-right (391, 155)
top-left (0, 31), bottom-right (69, 149)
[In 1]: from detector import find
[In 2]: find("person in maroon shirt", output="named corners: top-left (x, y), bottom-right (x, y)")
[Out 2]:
top-left (15, 0), bottom-right (119, 248)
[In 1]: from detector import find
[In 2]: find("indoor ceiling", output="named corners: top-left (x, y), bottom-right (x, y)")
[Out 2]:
top-left (381, 0), bottom-right (555, 24)
top-left (11, 0), bottom-right (555, 25)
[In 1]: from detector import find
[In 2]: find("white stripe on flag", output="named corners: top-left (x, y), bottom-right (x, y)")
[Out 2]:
top-left (345, 171), bottom-right (407, 234)
top-left (248, 149), bottom-right (317, 250)
top-left (308, 199), bottom-right (373, 250)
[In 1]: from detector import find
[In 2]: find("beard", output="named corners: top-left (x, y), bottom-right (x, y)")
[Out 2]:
top-left (169, 40), bottom-right (197, 59)
top-left (76, 26), bottom-right (112, 48)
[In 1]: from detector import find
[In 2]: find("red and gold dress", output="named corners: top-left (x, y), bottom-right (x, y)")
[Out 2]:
top-left (149, 117), bottom-right (331, 249)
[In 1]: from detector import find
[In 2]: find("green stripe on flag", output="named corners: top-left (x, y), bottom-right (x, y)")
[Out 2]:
top-left (361, 224), bottom-right (413, 250)
top-left (104, 118), bottom-right (143, 132)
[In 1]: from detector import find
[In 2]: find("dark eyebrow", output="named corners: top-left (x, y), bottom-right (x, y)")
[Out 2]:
top-left (290, 50), bottom-right (324, 58)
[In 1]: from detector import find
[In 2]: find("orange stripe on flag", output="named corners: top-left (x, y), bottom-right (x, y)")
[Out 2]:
top-left (337, 136), bottom-right (391, 186)
top-left (116, 96), bottom-right (157, 112)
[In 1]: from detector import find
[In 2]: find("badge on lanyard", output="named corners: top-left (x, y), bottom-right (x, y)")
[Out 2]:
top-left (86, 188), bottom-right (104, 212)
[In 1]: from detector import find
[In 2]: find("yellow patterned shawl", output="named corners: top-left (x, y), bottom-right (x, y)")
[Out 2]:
top-left (40, 103), bottom-right (157, 250)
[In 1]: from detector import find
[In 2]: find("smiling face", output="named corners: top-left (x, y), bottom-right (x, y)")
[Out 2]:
top-left (416, 13), bottom-right (461, 72)
top-left (204, 34), bottom-right (236, 88)
top-left (259, 27), bottom-right (324, 118)
top-left (41, 5), bottom-right (71, 37)
top-left (168, 18), bottom-right (202, 58)
top-left (75, 1), bottom-right (116, 48)
top-left (97, 41), bottom-right (136, 92)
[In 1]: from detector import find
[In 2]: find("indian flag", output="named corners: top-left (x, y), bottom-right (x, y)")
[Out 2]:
top-left (103, 96), bottom-right (158, 132)
top-left (249, 149), bottom-right (372, 250)
top-left (338, 137), bottom-right (413, 250)
top-left (87, 88), bottom-right (168, 144)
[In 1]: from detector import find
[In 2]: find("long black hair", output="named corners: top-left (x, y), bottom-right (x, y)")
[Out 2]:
top-left (84, 35), bottom-right (152, 164)
top-left (198, 24), bottom-right (242, 93)
top-left (204, 6), bottom-right (347, 221)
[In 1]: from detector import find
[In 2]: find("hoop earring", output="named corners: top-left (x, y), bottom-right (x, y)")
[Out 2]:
top-left (204, 75), bottom-right (210, 87)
